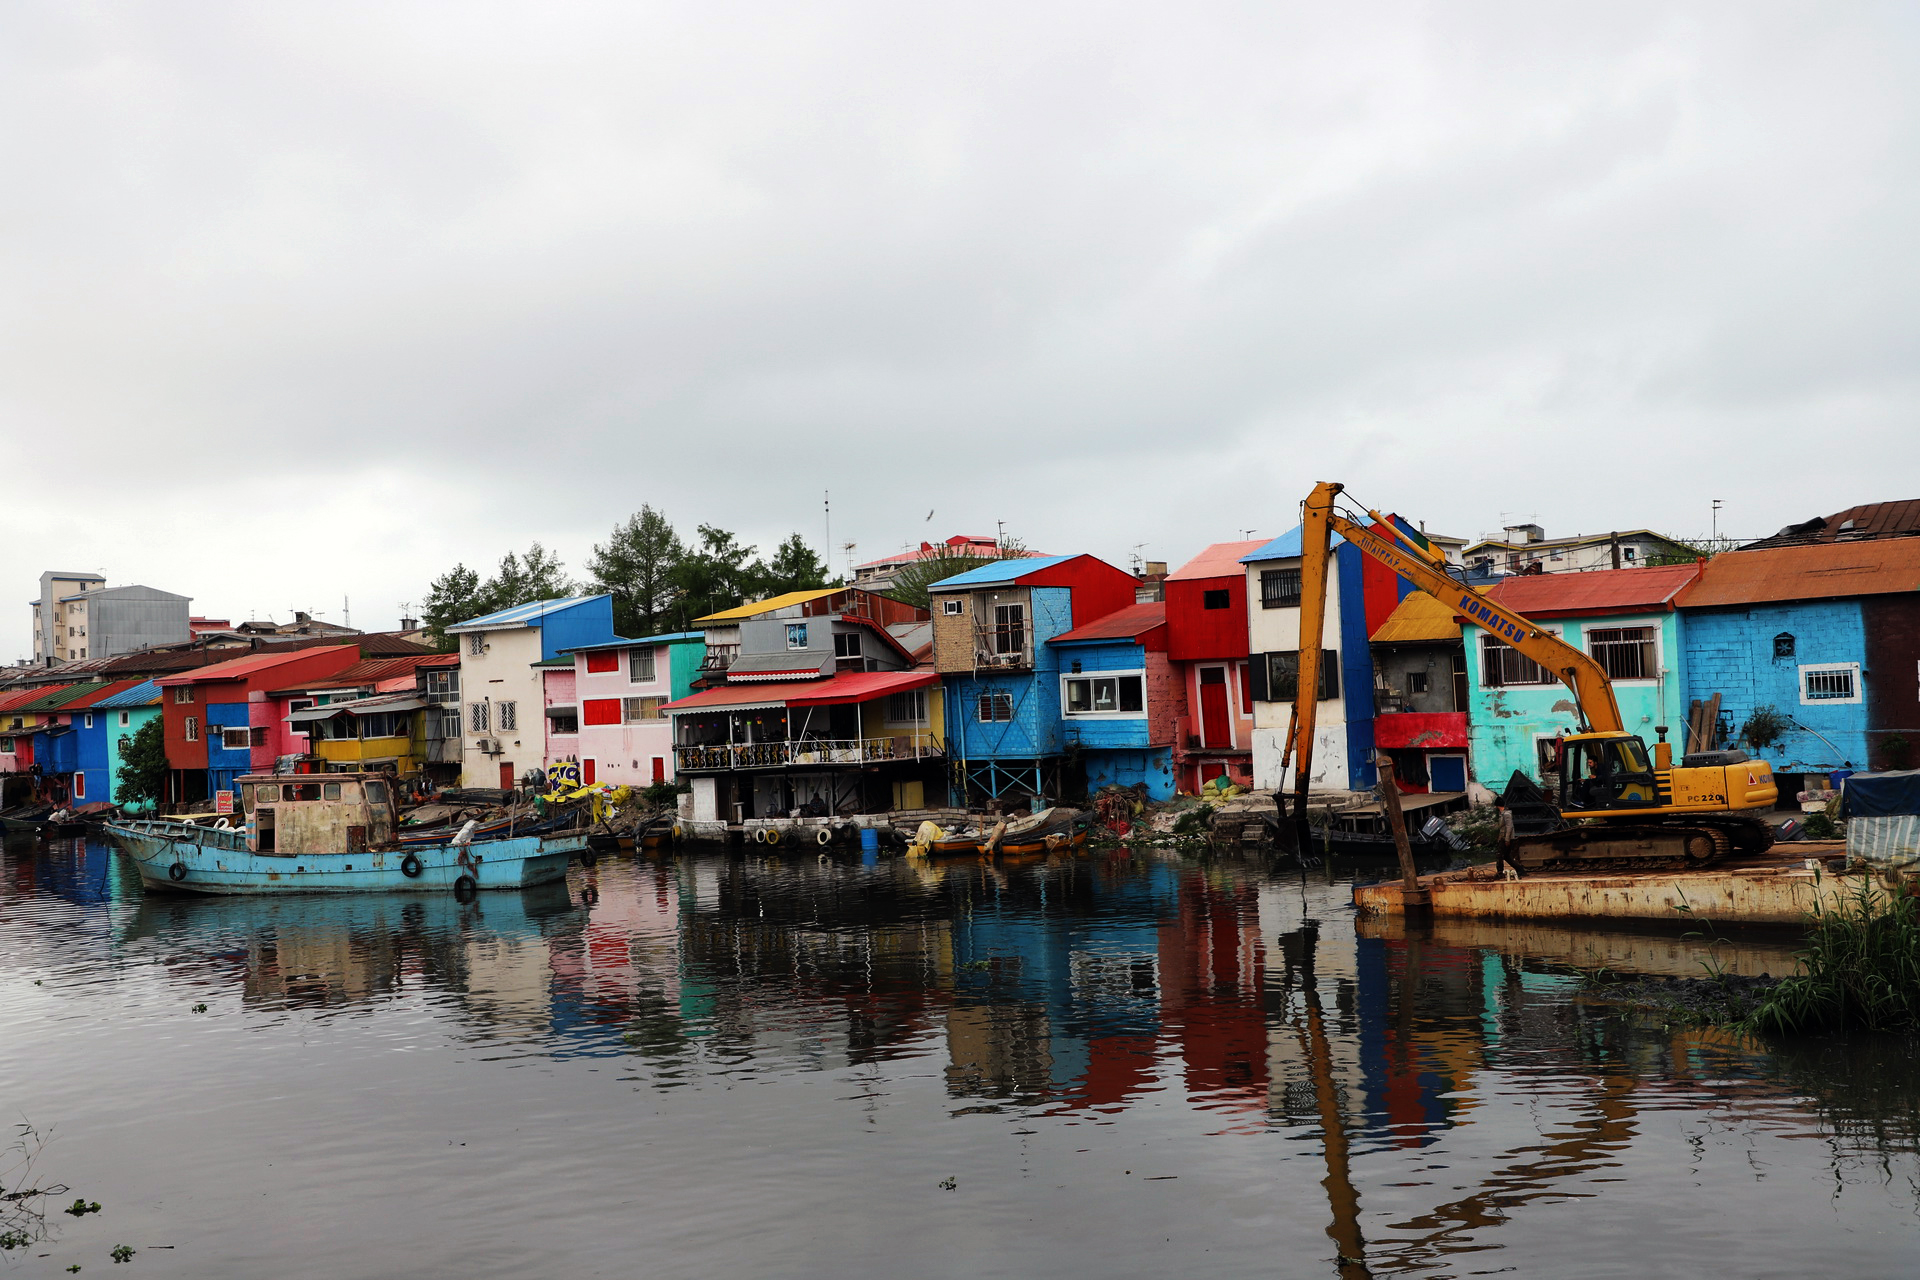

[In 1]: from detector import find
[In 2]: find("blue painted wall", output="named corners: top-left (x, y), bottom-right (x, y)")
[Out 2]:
top-left (1682, 602), bottom-right (1869, 774)
top-left (205, 702), bottom-right (255, 795)
top-left (540, 597), bottom-right (619, 662)
top-left (1337, 542), bottom-right (1378, 789)
top-left (946, 587), bottom-right (1074, 762)
top-left (1053, 636), bottom-right (1175, 798)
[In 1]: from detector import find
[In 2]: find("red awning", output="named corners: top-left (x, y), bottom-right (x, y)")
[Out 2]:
top-left (662, 670), bottom-right (938, 713)
top-left (1372, 712), bottom-right (1469, 751)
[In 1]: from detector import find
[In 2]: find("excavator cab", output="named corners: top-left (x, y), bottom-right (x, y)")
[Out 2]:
top-left (1560, 732), bottom-right (1660, 813)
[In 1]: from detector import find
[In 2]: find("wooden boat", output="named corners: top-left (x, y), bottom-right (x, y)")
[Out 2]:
top-left (105, 771), bottom-right (588, 896)
top-left (993, 806), bottom-right (1086, 855)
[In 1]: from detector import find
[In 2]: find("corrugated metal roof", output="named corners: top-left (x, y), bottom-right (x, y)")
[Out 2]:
top-left (565, 631), bottom-right (701, 652)
top-left (1168, 540), bottom-right (1267, 582)
top-left (1679, 540), bottom-right (1920, 608)
top-left (0, 686), bottom-right (53, 713)
top-left (663, 670), bottom-right (939, 713)
top-left (154, 644), bottom-right (358, 686)
top-left (1239, 525), bottom-right (1347, 563)
top-left (17, 682), bottom-right (107, 712)
top-left (694, 589), bottom-right (840, 623)
top-left (93, 680), bottom-right (163, 709)
top-left (1483, 565), bottom-right (1700, 617)
top-left (724, 652), bottom-right (832, 679)
top-left (1371, 592), bottom-right (1461, 644)
top-left (1744, 500), bottom-right (1920, 548)
top-left (928, 555), bottom-right (1075, 590)
top-left (1051, 602), bottom-right (1167, 644)
top-left (52, 679), bottom-right (146, 711)
top-left (446, 595), bottom-right (608, 631)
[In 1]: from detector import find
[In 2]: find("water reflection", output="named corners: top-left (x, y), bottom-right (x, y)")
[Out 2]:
top-left (3, 833), bottom-right (1918, 1276)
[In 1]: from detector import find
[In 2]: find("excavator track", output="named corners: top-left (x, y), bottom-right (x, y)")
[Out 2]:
top-left (1513, 818), bottom-right (1771, 873)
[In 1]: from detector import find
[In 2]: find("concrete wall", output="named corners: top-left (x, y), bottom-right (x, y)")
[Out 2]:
top-left (1247, 545), bottom-right (1370, 792)
top-left (1682, 601), bottom-right (1869, 774)
top-left (573, 641), bottom-right (675, 786)
top-left (459, 627), bottom-right (544, 787)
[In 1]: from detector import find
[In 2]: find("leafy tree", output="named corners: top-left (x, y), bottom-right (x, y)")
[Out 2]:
top-left (489, 541), bottom-right (574, 606)
top-left (754, 533), bottom-right (835, 596)
top-left (114, 718), bottom-right (167, 814)
top-left (671, 524), bottom-right (758, 626)
top-left (885, 535), bottom-right (1030, 610)
top-left (586, 506), bottom-right (686, 637)
top-left (421, 564), bottom-right (486, 651)
top-left (1642, 536), bottom-right (1739, 567)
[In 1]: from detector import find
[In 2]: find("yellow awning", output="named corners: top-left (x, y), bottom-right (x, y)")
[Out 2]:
top-left (1371, 591), bottom-right (1461, 644)
top-left (694, 588), bottom-right (839, 623)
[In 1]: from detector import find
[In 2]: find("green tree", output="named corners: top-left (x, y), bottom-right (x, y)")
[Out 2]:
top-left (114, 718), bottom-right (167, 814)
top-left (586, 506), bottom-right (686, 637)
top-left (671, 524), bottom-right (759, 626)
top-left (489, 541), bottom-right (574, 606)
top-left (884, 535), bottom-right (1030, 610)
top-left (754, 532), bottom-right (835, 596)
top-left (421, 563), bottom-right (486, 651)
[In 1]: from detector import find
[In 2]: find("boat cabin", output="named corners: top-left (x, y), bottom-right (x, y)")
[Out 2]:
top-left (238, 771), bottom-right (398, 856)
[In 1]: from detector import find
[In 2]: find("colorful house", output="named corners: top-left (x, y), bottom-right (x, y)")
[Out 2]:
top-left (0, 683), bottom-right (66, 780)
top-left (29, 680), bottom-right (157, 806)
top-left (96, 681), bottom-right (165, 810)
top-left (1677, 538), bottom-right (1920, 781)
top-left (444, 596), bottom-right (619, 790)
top-left (930, 554), bottom-right (1142, 806)
top-left (1048, 602), bottom-right (1182, 800)
top-left (155, 645), bottom-right (363, 803)
top-left (1163, 540), bottom-right (1264, 793)
top-left (1461, 565), bottom-right (1700, 787)
top-left (552, 632), bottom-right (706, 789)
top-left (1369, 592), bottom-right (1470, 794)
top-left (274, 654), bottom-right (462, 779)
top-left (691, 587), bottom-right (928, 687)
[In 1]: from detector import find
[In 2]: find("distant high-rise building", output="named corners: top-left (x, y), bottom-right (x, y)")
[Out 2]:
top-left (30, 570), bottom-right (191, 666)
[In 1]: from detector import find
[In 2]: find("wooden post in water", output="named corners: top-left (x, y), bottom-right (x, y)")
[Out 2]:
top-left (1376, 753), bottom-right (1429, 910)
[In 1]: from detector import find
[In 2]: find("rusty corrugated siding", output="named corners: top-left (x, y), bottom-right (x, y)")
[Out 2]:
top-left (1680, 540), bottom-right (1920, 608)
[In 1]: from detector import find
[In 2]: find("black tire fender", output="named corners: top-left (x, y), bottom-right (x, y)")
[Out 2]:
top-left (400, 853), bottom-right (424, 879)
top-left (167, 861), bottom-right (188, 882)
top-left (453, 874), bottom-right (477, 899)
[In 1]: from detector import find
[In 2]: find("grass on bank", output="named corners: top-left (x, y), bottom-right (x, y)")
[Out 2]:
top-left (1743, 876), bottom-right (1920, 1037)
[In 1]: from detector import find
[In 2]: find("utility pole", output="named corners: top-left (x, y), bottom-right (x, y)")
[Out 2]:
top-left (823, 490), bottom-right (831, 564)
top-left (1711, 499), bottom-right (1723, 541)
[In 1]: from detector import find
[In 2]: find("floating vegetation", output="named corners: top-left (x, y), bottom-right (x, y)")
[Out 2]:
top-left (110, 1244), bottom-right (135, 1264)
top-left (1745, 877), bottom-right (1920, 1036)
top-left (64, 1199), bottom-right (100, 1217)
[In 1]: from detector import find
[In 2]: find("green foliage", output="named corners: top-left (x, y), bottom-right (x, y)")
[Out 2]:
top-left (114, 719), bottom-right (167, 813)
top-left (1642, 536), bottom-right (1741, 567)
top-left (64, 1200), bottom-right (100, 1217)
top-left (110, 1245), bottom-right (134, 1264)
top-left (1741, 704), bottom-right (1790, 751)
top-left (640, 779), bottom-right (690, 808)
top-left (671, 524), bottom-right (759, 625)
top-left (420, 563), bottom-right (485, 650)
top-left (1877, 732), bottom-right (1912, 771)
top-left (586, 506), bottom-right (686, 638)
top-left (1802, 811), bottom-right (1838, 840)
top-left (420, 542), bottom-right (576, 649)
top-left (756, 533), bottom-right (835, 596)
top-left (1744, 878), bottom-right (1920, 1036)
top-left (885, 536), bottom-right (1028, 610)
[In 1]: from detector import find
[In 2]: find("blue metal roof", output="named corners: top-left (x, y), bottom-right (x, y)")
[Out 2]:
top-left (928, 555), bottom-right (1074, 590)
top-left (448, 595), bottom-right (610, 630)
top-left (1239, 524), bottom-right (1346, 563)
top-left (93, 680), bottom-right (162, 708)
top-left (562, 630), bottom-right (704, 653)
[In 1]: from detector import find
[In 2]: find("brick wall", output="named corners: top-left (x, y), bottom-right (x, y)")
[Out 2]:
top-left (1682, 601), bottom-right (1869, 772)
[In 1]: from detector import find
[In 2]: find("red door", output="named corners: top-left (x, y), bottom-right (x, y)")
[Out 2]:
top-left (499, 762), bottom-right (515, 789)
top-left (651, 757), bottom-right (666, 783)
top-left (1199, 668), bottom-right (1231, 748)
top-left (583, 759), bottom-right (597, 785)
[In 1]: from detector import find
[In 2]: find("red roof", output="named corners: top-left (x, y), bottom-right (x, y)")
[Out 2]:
top-left (1482, 565), bottom-right (1700, 618)
top-left (268, 654), bottom-right (452, 695)
top-left (50, 679), bottom-right (145, 711)
top-left (1167, 540), bottom-right (1267, 583)
top-left (663, 669), bottom-right (938, 712)
top-left (1679, 540), bottom-right (1920, 608)
top-left (0, 685), bottom-right (62, 713)
top-left (1051, 601), bottom-right (1167, 644)
top-left (155, 645), bottom-right (359, 686)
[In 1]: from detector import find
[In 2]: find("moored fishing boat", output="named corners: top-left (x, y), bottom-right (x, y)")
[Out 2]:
top-left (105, 771), bottom-right (589, 895)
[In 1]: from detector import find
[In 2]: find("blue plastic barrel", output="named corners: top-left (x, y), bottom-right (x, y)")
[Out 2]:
top-left (859, 827), bottom-right (879, 864)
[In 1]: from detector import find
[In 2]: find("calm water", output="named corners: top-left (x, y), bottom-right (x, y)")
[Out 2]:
top-left (3, 833), bottom-right (1918, 1279)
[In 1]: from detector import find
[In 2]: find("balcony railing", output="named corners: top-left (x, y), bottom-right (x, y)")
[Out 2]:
top-left (973, 625), bottom-right (1030, 670)
top-left (675, 734), bottom-right (944, 772)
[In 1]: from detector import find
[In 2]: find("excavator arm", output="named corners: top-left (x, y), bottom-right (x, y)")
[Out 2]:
top-left (1283, 482), bottom-right (1625, 843)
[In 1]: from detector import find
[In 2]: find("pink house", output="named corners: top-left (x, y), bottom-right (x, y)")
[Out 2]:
top-left (552, 632), bottom-right (706, 789)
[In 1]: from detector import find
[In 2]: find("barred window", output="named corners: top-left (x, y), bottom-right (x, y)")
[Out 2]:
top-left (623, 696), bottom-right (665, 722)
top-left (1801, 664), bottom-right (1859, 704)
top-left (1587, 626), bottom-right (1656, 680)
top-left (629, 648), bottom-right (656, 682)
top-left (441, 708), bottom-right (462, 738)
top-left (1260, 568), bottom-right (1302, 609)
top-left (184, 717), bottom-right (198, 742)
top-left (468, 632), bottom-right (485, 655)
top-left (1266, 650), bottom-right (1340, 701)
top-left (1480, 634), bottom-right (1552, 686)
top-left (221, 728), bottom-right (251, 751)
top-left (468, 701), bottom-right (489, 733)
top-left (497, 701), bottom-right (517, 731)
top-left (977, 692), bottom-right (1013, 722)
top-left (888, 689), bottom-right (927, 724)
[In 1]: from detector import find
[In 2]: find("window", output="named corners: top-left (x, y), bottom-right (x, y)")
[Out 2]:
top-left (441, 708), bottom-right (462, 738)
top-left (549, 710), bottom-right (579, 735)
top-left (174, 687), bottom-right (195, 704)
top-left (367, 780), bottom-right (388, 804)
top-left (1480, 634), bottom-right (1552, 687)
top-left (1774, 633), bottom-right (1796, 660)
top-left (1408, 671), bottom-right (1429, 694)
top-left (1260, 568), bottom-right (1302, 609)
top-left (425, 670), bottom-right (459, 703)
top-left (115, 710), bottom-right (129, 728)
top-left (977, 691), bottom-right (1013, 722)
top-left (83, 714), bottom-right (94, 729)
top-left (496, 701), bottom-right (517, 731)
top-left (583, 698), bottom-right (622, 726)
top-left (0, 738), bottom-right (13, 753)
top-left (787, 623), bottom-right (809, 649)
top-left (468, 632), bottom-right (486, 655)
top-left (629, 648), bottom-right (656, 682)
top-left (992, 604), bottom-right (1025, 654)
top-left (1801, 663), bottom-right (1860, 704)
top-left (221, 728), bottom-right (251, 751)
top-left (942, 599), bottom-right (964, 616)
top-left (1265, 651), bottom-right (1340, 701)
top-left (323, 783), bottom-right (342, 800)
top-left (1203, 589), bottom-right (1231, 610)
top-left (624, 697), bottom-right (666, 722)
top-left (834, 631), bottom-right (862, 658)
top-left (250, 727), bottom-right (268, 747)
top-left (184, 717), bottom-right (199, 742)
top-left (1063, 673), bottom-right (1146, 716)
top-left (1622, 547), bottom-right (1637, 562)
top-left (73, 773), bottom-right (84, 798)
top-left (1587, 626), bottom-right (1656, 680)
top-left (586, 651), bottom-right (620, 674)
top-left (888, 689), bottom-right (928, 725)
top-left (468, 702), bottom-right (490, 733)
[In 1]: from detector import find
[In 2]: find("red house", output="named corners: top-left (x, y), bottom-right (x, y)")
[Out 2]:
top-left (155, 645), bottom-right (362, 804)
top-left (1163, 540), bottom-right (1265, 792)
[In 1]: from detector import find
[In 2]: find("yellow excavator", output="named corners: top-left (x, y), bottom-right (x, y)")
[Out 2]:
top-left (1282, 481), bottom-right (1778, 869)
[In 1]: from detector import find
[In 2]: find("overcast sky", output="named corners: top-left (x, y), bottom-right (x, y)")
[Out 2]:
top-left (3, 1), bottom-right (1916, 660)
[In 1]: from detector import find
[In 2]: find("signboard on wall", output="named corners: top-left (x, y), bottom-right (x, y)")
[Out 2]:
top-left (214, 790), bottom-right (234, 815)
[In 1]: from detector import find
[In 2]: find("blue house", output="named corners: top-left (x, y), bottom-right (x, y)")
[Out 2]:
top-left (928, 555), bottom-right (1142, 807)
top-left (1678, 538), bottom-right (1920, 782)
top-left (1048, 603), bottom-right (1178, 800)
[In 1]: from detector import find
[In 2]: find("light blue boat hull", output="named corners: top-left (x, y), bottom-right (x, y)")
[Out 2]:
top-left (105, 820), bottom-right (586, 895)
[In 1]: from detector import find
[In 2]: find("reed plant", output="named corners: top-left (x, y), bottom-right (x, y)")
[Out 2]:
top-left (1744, 876), bottom-right (1920, 1036)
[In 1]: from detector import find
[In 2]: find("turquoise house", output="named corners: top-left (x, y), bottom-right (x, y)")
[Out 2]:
top-left (98, 681), bottom-right (165, 811)
top-left (1460, 566), bottom-right (1700, 786)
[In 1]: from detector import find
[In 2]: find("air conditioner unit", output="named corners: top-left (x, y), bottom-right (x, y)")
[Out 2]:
top-left (477, 738), bottom-right (501, 755)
